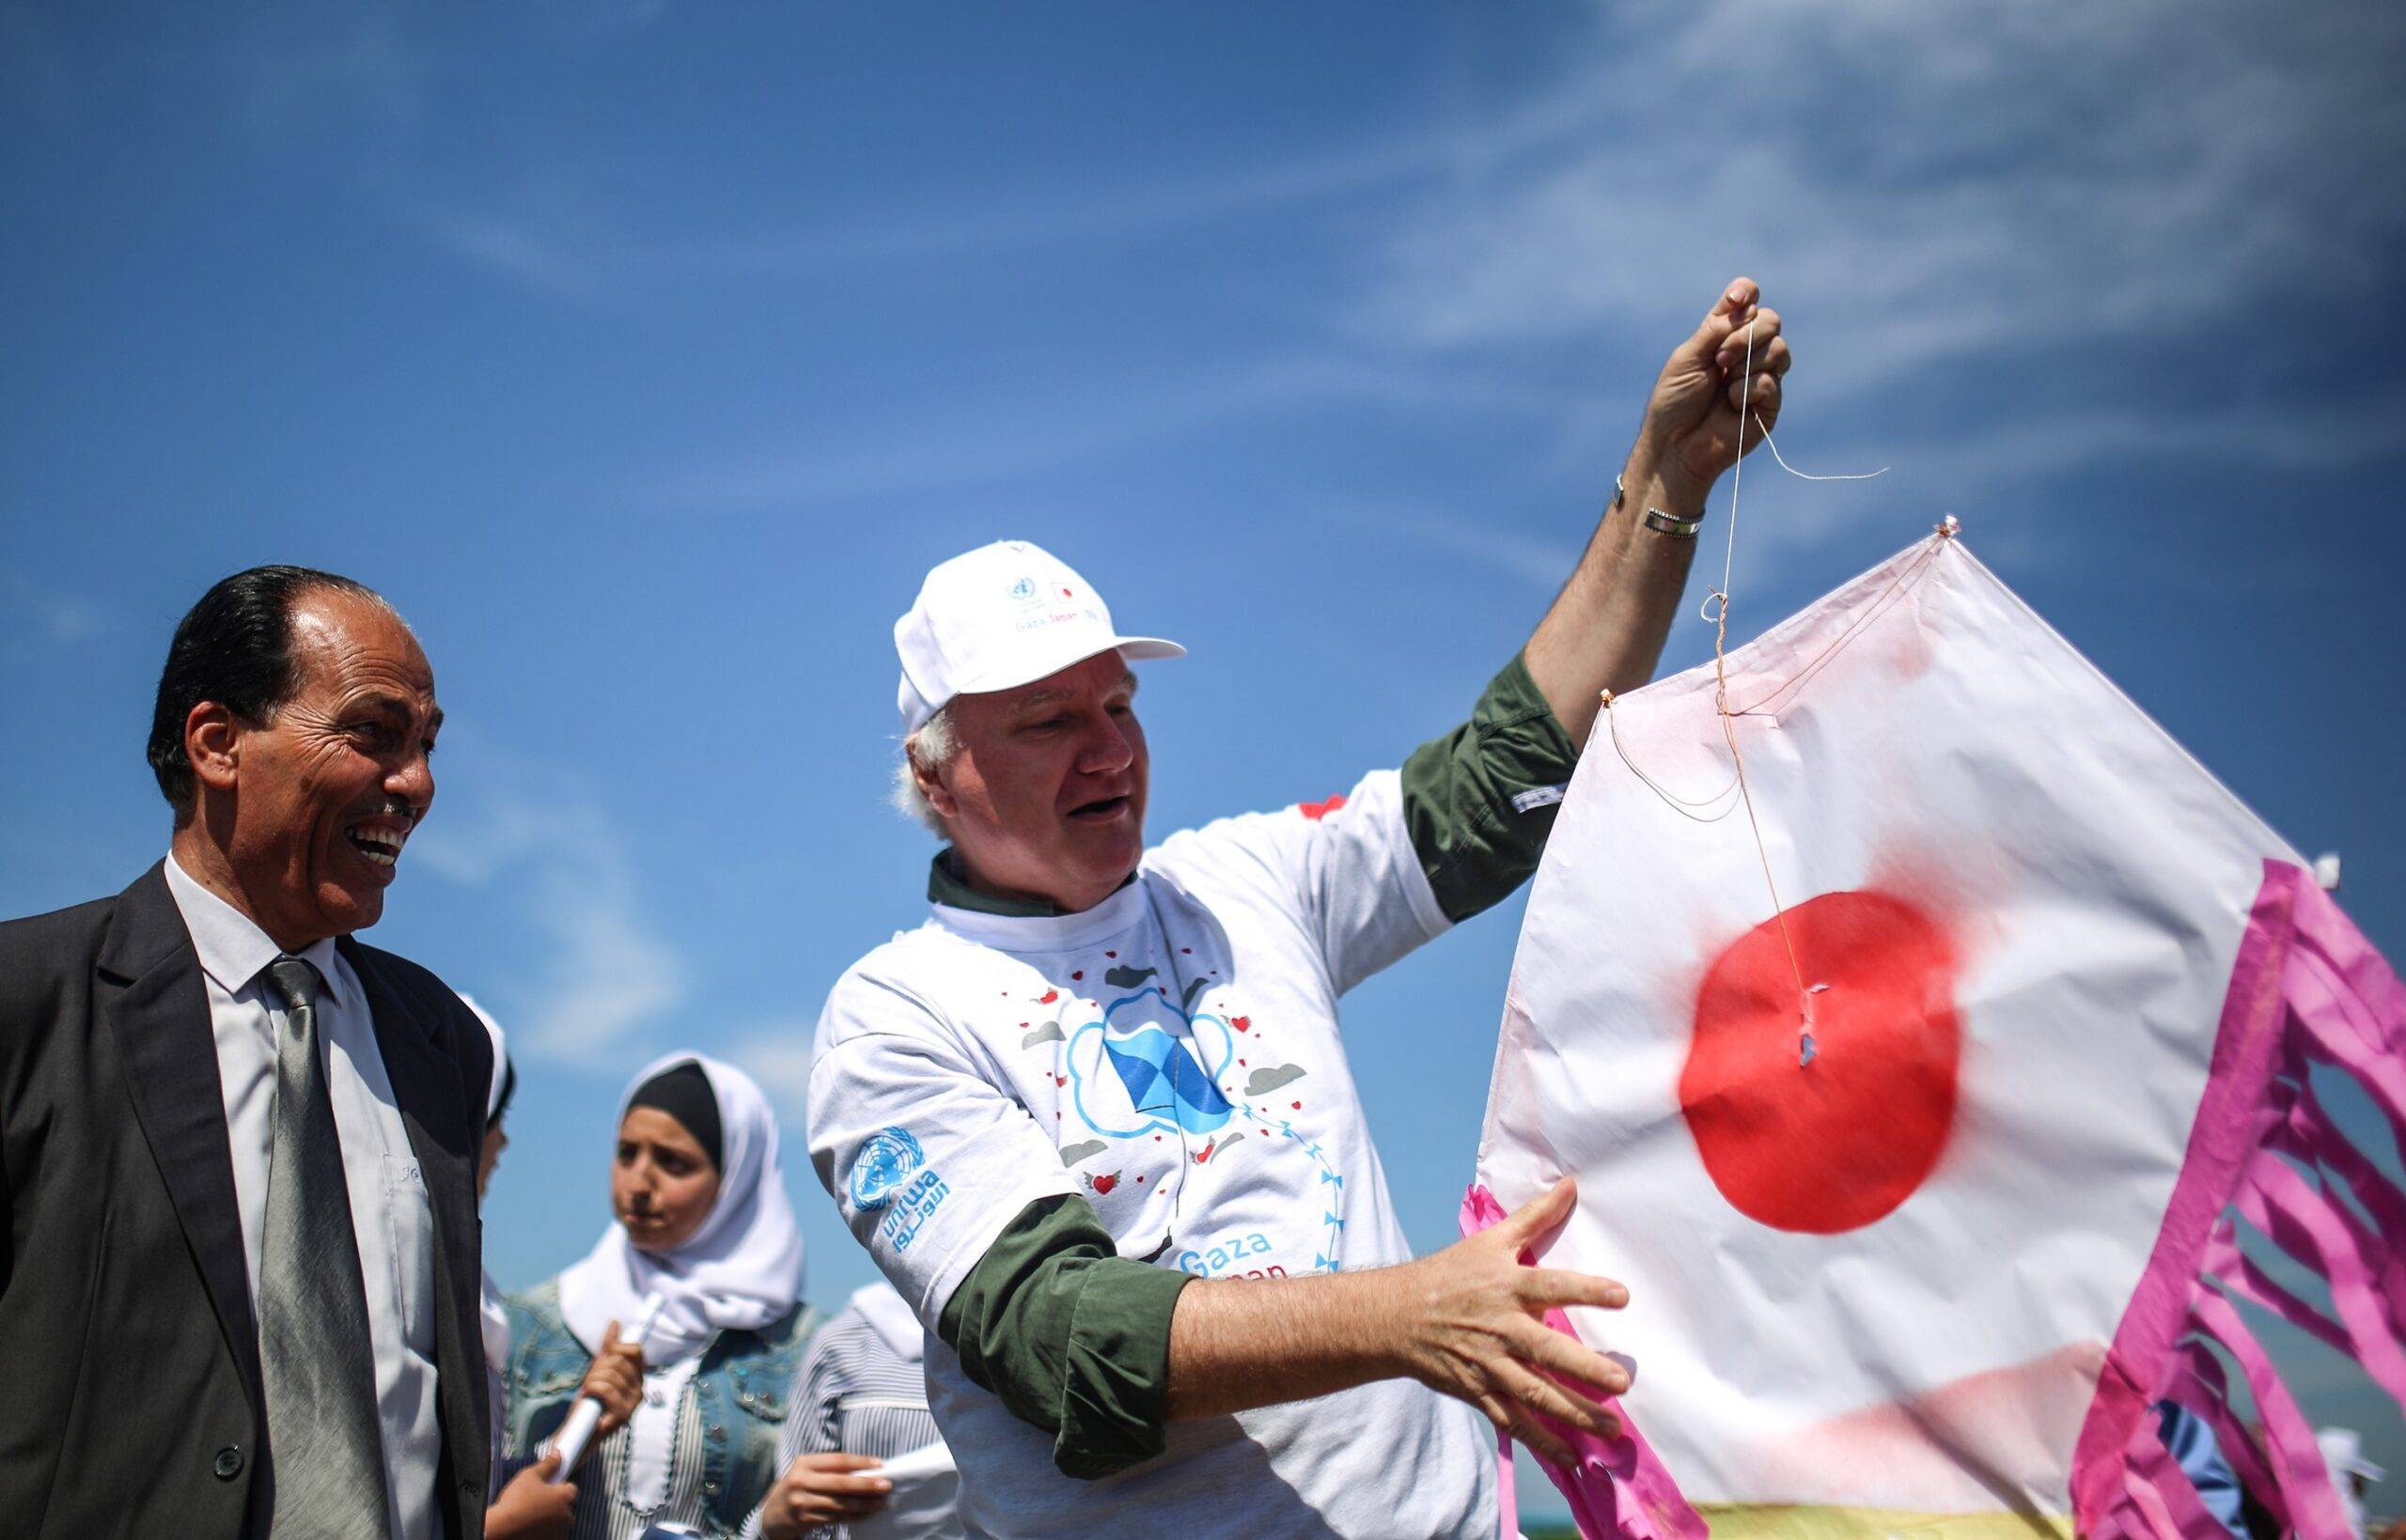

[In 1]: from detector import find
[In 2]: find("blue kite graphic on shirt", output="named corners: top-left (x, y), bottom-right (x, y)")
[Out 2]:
top-left (1104, 1027), bottom-right (1236, 1133)
top-left (1066, 987), bottom-right (1237, 1138)
top-left (1062, 985), bottom-right (1345, 1272)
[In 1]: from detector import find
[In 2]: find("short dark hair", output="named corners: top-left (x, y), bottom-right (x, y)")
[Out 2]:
top-left (147, 565), bottom-right (386, 808)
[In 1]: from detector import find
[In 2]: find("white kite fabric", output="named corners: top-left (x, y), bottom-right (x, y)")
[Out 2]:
top-left (1470, 528), bottom-right (2406, 1538)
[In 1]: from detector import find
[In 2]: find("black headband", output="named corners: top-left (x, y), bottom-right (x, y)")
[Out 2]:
top-left (627, 1061), bottom-right (723, 1171)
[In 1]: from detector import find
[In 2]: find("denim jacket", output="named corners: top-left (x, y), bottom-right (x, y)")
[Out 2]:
top-left (503, 1277), bottom-right (821, 1538)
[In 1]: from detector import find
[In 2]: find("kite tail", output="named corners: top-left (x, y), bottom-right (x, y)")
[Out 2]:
top-left (2077, 863), bottom-right (2406, 1539)
top-left (1458, 1185), bottom-right (1706, 1540)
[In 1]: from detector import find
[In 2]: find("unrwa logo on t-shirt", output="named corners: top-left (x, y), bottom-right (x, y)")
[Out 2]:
top-left (850, 1126), bottom-right (927, 1211)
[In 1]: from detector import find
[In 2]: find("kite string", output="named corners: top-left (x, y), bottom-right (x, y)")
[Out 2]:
top-left (1706, 322), bottom-right (1816, 1033)
top-left (1602, 315), bottom-right (1902, 1039)
top-left (1756, 418), bottom-right (1888, 483)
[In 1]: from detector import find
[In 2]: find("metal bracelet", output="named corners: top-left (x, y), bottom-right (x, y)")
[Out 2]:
top-left (1643, 506), bottom-right (1704, 538)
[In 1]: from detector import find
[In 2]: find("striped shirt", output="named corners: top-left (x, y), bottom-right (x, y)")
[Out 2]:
top-left (743, 1287), bottom-right (957, 1540)
top-left (567, 1368), bottom-right (712, 1540)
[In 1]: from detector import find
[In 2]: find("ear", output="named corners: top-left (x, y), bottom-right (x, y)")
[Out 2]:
top-left (184, 701), bottom-right (242, 794)
top-left (911, 742), bottom-right (960, 822)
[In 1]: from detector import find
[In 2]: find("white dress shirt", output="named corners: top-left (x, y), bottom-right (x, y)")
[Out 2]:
top-left (164, 854), bottom-right (444, 1540)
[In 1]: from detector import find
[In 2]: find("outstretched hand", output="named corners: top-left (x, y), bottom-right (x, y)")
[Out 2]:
top-left (1389, 1177), bottom-right (1633, 1468)
top-left (1642, 276), bottom-right (1790, 503)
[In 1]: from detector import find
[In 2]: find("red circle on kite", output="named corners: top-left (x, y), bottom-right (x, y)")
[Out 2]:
top-left (1680, 889), bottom-right (1961, 1234)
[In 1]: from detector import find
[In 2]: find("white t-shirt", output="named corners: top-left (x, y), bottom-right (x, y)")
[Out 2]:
top-left (810, 770), bottom-right (1496, 1539)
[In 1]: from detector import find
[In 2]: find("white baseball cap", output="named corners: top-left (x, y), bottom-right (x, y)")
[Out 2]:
top-left (895, 539), bottom-right (1184, 737)
top-left (2320, 1427), bottom-right (2388, 1485)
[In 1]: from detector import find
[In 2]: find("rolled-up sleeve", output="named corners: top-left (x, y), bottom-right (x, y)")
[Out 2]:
top-left (810, 971), bottom-right (1193, 1481)
top-left (1399, 650), bottom-right (1581, 924)
top-left (938, 1194), bottom-right (1193, 1479)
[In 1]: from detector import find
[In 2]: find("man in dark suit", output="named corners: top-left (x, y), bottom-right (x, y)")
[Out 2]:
top-left (1, 566), bottom-right (496, 1538)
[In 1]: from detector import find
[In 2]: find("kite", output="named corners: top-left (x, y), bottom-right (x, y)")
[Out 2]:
top-left (1468, 523), bottom-right (2405, 1537)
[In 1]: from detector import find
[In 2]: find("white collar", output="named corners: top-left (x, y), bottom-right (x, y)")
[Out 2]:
top-left (927, 872), bottom-right (1151, 954)
top-left (163, 852), bottom-right (349, 1007)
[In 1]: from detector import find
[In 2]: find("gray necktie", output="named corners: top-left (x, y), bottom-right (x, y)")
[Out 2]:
top-left (258, 955), bottom-right (392, 1538)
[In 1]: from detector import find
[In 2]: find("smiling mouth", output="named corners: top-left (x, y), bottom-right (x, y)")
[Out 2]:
top-left (344, 817), bottom-right (412, 869)
top-left (1068, 795), bottom-right (1131, 822)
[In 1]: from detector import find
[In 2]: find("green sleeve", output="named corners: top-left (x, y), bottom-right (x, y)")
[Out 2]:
top-left (1399, 649), bottom-right (1582, 924)
top-left (936, 1194), bottom-right (1195, 1480)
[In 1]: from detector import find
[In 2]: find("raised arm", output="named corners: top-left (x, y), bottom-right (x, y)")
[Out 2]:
top-left (1523, 276), bottom-right (1790, 745)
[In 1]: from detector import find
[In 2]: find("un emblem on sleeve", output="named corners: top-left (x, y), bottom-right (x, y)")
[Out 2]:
top-left (850, 1127), bottom-right (926, 1211)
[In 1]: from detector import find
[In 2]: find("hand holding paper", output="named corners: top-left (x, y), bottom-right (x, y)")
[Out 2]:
top-left (547, 1293), bottom-right (664, 1480)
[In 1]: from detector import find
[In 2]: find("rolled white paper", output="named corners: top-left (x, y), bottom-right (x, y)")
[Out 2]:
top-left (546, 1292), bottom-right (666, 1481)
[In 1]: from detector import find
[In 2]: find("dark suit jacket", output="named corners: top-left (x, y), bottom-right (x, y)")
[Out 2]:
top-left (0, 863), bottom-right (494, 1538)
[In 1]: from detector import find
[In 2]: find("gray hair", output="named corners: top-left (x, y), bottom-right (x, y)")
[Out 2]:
top-left (890, 704), bottom-right (959, 836)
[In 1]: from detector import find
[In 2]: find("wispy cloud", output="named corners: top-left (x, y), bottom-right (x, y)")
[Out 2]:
top-left (208, 6), bottom-right (428, 140)
top-left (390, 66), bottom-right (1627, 301)
top-left (400, 203), bottom-right (619, 309)
top-left (0, 568), bottom-right (107, 647)
top-left (1362, 0), bottom-right (2405, 397)
top-left (1327, 0), bottom-right (2406, 578)
top-left (411, 751), bottom-right (682, 1065)
top-left (726, 1024), bottom-right (818, 1126)
top-left (1319, 499), bottom-right (1581, 593)
top-left (650, 362), bottom-right (1324, 512)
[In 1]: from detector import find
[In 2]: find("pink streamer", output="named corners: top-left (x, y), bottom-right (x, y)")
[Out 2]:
top-left (2070, 862), bottom-right (2303, 1527)
top-left (2280, 1084), bottom-right (2406, 1264)
top-left (2121, 1415), bottom-right (2233, 1540)
top-left (2164, 1342), bottom-right (2285, 1532)
top-left (2204, 1219), bottom-right (2351, 1359)
top-left (1458, 1185), bottom-right (1705, 1540)
top-left (2191, 1288), bottom-right (2356, 1540)
top-left (2273, 1086), bottom-right (2406, 1340)
top-left (2295, 876), bottom-right (2406, 1051)
top-left (2285, 906), bottom-right (2406, 1166)
top-left (2232, 1152), bottom-right (2406, 1405)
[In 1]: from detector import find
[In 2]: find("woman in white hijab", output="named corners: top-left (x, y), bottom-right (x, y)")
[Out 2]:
top-left (503, 1052), bottom-right (820, 1540)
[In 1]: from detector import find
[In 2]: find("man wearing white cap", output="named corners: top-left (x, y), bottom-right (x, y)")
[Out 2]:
top-left (808, 278), bottom-right (1791, 1536)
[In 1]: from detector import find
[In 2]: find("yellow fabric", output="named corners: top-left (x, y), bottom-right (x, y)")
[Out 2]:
top-left (1697, 1506), bottom-right (2073, 1538)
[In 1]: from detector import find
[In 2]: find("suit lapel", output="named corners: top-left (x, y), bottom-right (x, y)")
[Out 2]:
top-left (99, 862), bottom-right (265, 1417)
top-left (342, 938), bottom-right (490, 1528)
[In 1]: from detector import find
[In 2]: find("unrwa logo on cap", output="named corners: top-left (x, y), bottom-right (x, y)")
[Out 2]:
top-left (850, 1127), bottom-right (927, 1211)
top-left (1008, 575), bottom-right (1039, 603)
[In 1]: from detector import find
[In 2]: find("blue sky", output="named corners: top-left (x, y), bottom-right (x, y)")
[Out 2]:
top-left (7, 0), bottom-right (2404, 1510)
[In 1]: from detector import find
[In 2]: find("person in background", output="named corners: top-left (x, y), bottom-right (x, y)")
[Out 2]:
top-left (507, 1053), bottom-right (820, 1539)
top-left (746, 1281), bottom-right (959, 1540)
top-left (2320, 1427), bottom-right (2387, 1540)
top-left (468, 997), bottom-right (643, 1539)
top-left (2153, 1400), bottom-right (2245, 1538)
